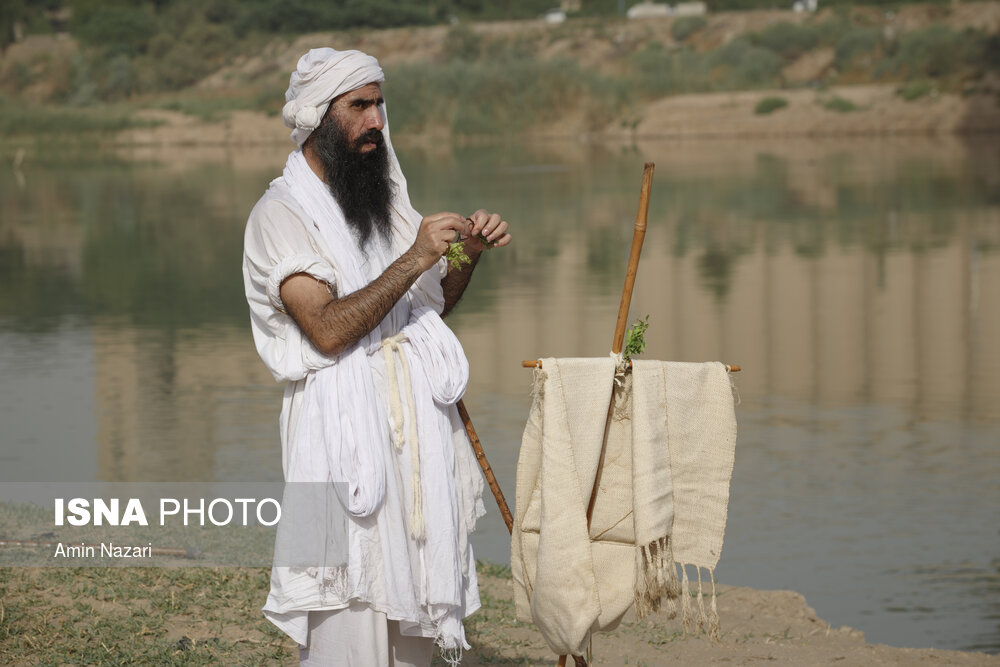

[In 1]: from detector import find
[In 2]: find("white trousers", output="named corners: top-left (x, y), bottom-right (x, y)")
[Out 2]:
top-left (298, 601), bottom-right (436, 667)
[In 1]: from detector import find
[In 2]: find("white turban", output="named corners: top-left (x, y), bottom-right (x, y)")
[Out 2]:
top-left (282, 48), bottom-right (385, 147)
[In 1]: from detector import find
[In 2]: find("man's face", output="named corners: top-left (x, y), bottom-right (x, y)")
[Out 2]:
top-left (306, 81), bottom-right (393, 249)
top-left (326, 82), bottom-right (385, 154)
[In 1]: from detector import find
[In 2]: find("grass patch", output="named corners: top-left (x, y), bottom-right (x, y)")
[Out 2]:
top-left (821, 95), bottom-right (858, 112)
top-left (0, 567), bottom-right (292, 665)
top-left (0, 561), bottom-right (522, 665)
top-left (897, 79), bottom-right (934, 101)
top-left (754, 96), bottom-right (789, 115)
top-left (152, 95), bottom-right (260, 122)
top-left (0, 103), bottom-right (157, 136)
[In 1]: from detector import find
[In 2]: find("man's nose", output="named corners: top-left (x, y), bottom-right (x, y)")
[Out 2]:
top-left (365, 107), bottom-right (384, 131)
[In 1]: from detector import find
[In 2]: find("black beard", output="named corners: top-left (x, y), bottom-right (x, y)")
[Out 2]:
top-left (309, 116), bottom-right (393, 249)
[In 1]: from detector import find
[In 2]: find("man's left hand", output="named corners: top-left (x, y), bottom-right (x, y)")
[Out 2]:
top-left (463, 209), bottom-right (511, 253)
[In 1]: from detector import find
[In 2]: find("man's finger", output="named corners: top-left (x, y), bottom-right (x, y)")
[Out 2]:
top-left (484, 219), bottom-right (507, 241)
top-left (480, 213), bottom-right (502, 237)
top-left (491, 232), bottom-right (512, 248)
top-left (467, 209), bottom-right (490, 235)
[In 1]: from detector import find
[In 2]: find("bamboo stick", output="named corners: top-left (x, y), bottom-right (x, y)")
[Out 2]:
top-left (561, 164), bottom-right (657, 667)
top-left (611, 163), bottom-right (655, 354)
top-left (457, 399), bottom-right (514, 535)
top-left (584, 163), bottom-right (656, 527)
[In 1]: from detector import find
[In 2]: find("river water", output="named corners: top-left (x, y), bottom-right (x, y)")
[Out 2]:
top-left (0, 136), bottom-right (997, 654)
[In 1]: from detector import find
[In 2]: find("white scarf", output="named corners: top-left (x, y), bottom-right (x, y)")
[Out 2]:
top-left (282, 146), bottom-right (473, 651)
top-left (511, 359), bottom-right (737, 655)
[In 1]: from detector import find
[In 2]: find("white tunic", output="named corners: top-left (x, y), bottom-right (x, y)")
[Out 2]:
top-left (242, 178), bottom-right (484, 648)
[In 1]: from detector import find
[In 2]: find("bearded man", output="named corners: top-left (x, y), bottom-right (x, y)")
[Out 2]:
top-left (242, 48), bottom-right (511, 667)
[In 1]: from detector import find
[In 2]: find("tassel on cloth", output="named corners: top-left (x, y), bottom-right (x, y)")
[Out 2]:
top-left (672, 563), bottom-right (722, 640)
top-left (634, 536), bottom-right (680, 618)
top-left (436, 638), bottom-right (462, 667)
top-left (696, 567), bottom-right (708, 632)
top-left (318, 566), bottom-right (349, 603)
top-left (680, 563), bottom-right (695, 634)
top-left (708, 568), bottom-right (721, 640)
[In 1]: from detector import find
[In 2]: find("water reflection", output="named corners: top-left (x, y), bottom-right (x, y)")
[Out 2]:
top-left (0, 136), bottom-right (997, 652)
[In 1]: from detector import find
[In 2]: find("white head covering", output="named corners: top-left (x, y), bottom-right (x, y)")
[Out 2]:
top-left (282, 47), bottom-right (385, 147)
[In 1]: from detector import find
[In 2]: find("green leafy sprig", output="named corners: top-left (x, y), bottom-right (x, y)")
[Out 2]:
top-left (446, 241), bottom-right (471, 270)
top-left (446, 234), bottom-right (495, 271)
top-left (623, 315), bottom-right (650, 361)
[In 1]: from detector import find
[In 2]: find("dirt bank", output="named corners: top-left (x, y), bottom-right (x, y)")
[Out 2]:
top-left (466, 571), bottom-right (1000, 666)
top-left (112, 81), bottom-right (1000, 153)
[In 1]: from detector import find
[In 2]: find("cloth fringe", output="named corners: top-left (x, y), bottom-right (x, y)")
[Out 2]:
top-left (676, 563), bottom-right (721, 639)
top-left (708, 568), bottom-right (721, 640)
top-left (633, 536), bottom-right (680, 619)
top-left (681, 564), bottom-right (694, 634)
top-left (436, 637), bottom-right (462, 667)
top-left (317, 566), bottom-right (349, 603)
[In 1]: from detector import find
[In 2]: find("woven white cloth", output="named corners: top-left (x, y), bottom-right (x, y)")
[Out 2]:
top-left (511, 358), bottom-right (737, 656)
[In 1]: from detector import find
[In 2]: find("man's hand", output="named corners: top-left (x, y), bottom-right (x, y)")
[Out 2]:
top-left (408, 212), bottom-right (470, 272)
top-left (463, 208), bottom-right (512, 253)
top-left (440, 208), bottom-right (512, 317)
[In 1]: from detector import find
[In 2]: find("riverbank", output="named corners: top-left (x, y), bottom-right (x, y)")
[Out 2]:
top-left (3, 3), bottom-right (999, 147)
top-left (102, 80), bottom-right (999, 153)
top-left (0, 563), bottom-right (996, 665)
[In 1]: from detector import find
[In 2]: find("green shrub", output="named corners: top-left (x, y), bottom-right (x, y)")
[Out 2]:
top-left (897, 79), bottom-right (932, 101)
top-left (981, 34), bottom-right (1000, 72)
top-left (102, 54), bottom-right (136, 100)
top-left (712, 38), bottom-right (784, 88)
top-left (752, 21), bottom-right (820, 60)
top-left (386, 56), bottom-right (626, 135)
top-left (754, 96), bottom-right (788, 114)
top-left (822, 95), bottom-right (857, 112)
top-left (895, 25), bottom-right (963, 78)
top-left (444, 24), bottom-right (482, 62)
top-left (74, 6), bottom-right (158, 56)
top-left (672, 16), bottom-right (707, 42)
top-left (815, 16), bottom-right (852, 46)
top-left (834, 27), bottom-right (882, 67)
top-left (630, 43), bottom-right (712, 97)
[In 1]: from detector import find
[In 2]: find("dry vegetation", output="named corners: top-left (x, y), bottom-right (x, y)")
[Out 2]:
top-left (1, 3), bottom-right (999, 142)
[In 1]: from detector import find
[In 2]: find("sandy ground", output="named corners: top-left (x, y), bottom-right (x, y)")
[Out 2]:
top-left (465, 572), bottom-right (1000, 666)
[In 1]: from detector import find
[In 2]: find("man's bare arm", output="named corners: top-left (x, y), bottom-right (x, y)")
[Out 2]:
top-left (280, 212), bottom-right (468, 356)
top-left (280, 253), bottom-right (423, 356)
top-left (441, 246), bottom-right (483, 318)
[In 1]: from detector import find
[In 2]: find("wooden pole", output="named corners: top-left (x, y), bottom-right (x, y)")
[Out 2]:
top-left (584, 163), bottom-right (656, 527)
top-left (611, 162), bottom-right (655, 354)
top-left (562, 163), bottom-right (656, 667)
top-left (457, 399), bottom-right (514, 535)
top-left (523, 360), bottom-right (741, 373)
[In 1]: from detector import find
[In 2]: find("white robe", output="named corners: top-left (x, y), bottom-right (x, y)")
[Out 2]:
top-left (242, 173), bottom-right (485, 650)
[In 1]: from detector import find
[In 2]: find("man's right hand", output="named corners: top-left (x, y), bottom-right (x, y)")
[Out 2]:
top-left (408, 212), bottom-right (469, 272)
